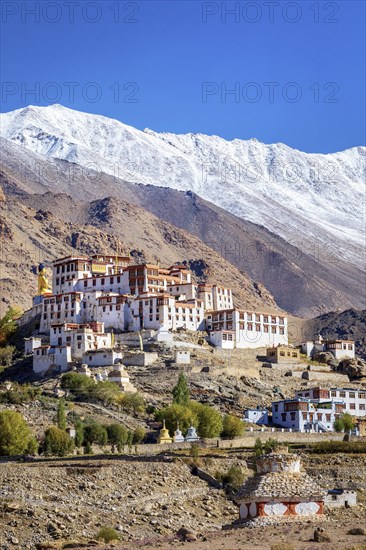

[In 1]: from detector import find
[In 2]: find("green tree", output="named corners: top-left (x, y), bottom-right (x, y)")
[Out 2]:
top-left (132, 427), bottom-right (146, 445)
top-left (107, 423), bottom-right (128, 452)
top-left (117, 392), bottom-right (145, 415)
top-left (0, 410), bottom-right (32, 456)
top-left (83, 422), bottom-right (108, 446)
top-left (61, 372), bottom-right (95, 399)
top-left (127, 430), bottom-right (133, 452)
top-left (74, 419), bottom-right (84, 448)
top-left (26, 437), bottom-right (39, 456)
top-left (84, 441), bottom-right (93, 455)
top-left (334, 413), bottom-right (356, 433)
top-left (0, 306), bottom-right (21, 346)
top-left (342, 412), bottom-right (356, 432)
top-left (221, 414), bottom-right (245, 439)
top-left (333, 417), bottom-right (344, 432)
top-left (43, 426), bottom-right (74, 457)
top-left (157, 404), bottom-right (198, 436)
top-left (189, 401), bottom-right (223, 438)
top-left (56, 398), bottom-right (67, 431)
top-left (172, 373), bottom-right (190, 406)
top-left (0, 345), bottom-right (16, 368)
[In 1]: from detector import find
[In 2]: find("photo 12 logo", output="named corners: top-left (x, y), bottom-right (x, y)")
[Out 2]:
top-left (201, 81), bottom-right (340, 104)
top-left (1, 2), bottom-right (140, 24)
top-left (1, 81), bottom-right (139, 105)
top-left (201, 2), bottom-right (340, 24)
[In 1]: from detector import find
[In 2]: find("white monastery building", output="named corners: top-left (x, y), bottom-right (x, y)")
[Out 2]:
top-left (22, 252), bottom-right (292, 373)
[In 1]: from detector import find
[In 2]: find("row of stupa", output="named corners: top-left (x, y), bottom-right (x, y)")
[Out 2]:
top-left (158, 421), bottom-right (199, 444)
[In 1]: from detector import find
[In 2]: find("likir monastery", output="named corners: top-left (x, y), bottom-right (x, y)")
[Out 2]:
top-left (21, 253), bottom-right (288, 375)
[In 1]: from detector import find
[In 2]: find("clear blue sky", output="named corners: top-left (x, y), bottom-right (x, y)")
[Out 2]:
top-left (1, 0), bottom-right (365, 152)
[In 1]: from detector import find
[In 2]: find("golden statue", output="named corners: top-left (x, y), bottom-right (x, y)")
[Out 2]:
top-left (38, 263), bottom-right (51, 295)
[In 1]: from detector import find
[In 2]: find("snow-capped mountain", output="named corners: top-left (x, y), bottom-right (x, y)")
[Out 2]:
top-left (1, 104), bottom-right (364, 269)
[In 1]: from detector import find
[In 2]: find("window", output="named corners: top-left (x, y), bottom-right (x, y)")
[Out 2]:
top-left (340, 391), bottom-right (346, 398)
top-left (255, 324), bottom-right (261, 332)
top-left (290, 412), bottom-right (296, 421)
top-left (350, 403), bottom-right (356, 410)
top-left (359, 393), bottom-right (365, 399)
top-left (84, 280), bottom-right (87, 287)
top-left (348, 344), bottom-right (353, 350)
top-left (349, 392), bottom-right (355, 398)
top-left (264, 325), bottom-right (269, 333)
top-left (110, 277), bottom-right (113, 284)
top-left (281, 413), bottom-right (287, 421)
top-left (271, 326), bottom-right (277, 334)
top-left (331, 391), bottom-right (337, 397)
top-left (101, 278), bottom-right (105, 285)
top-left (359, 404), bottom-right (365, 411)
top-left (279, 327), bottom-right (285, 335)
top-left (274, 404), bottom-right (278, 412)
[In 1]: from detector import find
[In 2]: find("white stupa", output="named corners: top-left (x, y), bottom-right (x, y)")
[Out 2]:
top-left (173, 423), bottom-right (185, 443)
top-left (185, 425), bottom-right (199, 442)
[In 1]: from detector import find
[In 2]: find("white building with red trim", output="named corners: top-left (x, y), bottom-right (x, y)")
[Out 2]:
top-left (206, 309), bottom-right (288, 349)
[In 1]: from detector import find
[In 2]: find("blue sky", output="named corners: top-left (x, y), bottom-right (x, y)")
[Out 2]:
top-left (1, 0), bottom-right (365, 152)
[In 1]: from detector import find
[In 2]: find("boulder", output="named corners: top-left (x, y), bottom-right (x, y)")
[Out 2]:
top-left (337, 358), bottom-right (366, 380)
top-left (312, 351), bottom-right (338, 368)
top-left (314, 527), bottom-right (331, 542)
top-left (177, 527), bottom-right (198, 541)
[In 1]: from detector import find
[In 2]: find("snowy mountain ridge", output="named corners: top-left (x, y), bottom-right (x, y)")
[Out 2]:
top-left (0, 104), bottom-right (364, 269)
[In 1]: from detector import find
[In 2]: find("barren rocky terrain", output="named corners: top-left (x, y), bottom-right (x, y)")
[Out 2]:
top-left (0, 453), bottom-right (365, 549)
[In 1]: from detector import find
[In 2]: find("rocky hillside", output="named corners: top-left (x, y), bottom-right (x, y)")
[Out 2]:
top-left (302, 309), bottom-right (366, 359)
top-left (0, 184), bottom-right (277, 315)
top-left (1, 137), bottom-right (364, 317)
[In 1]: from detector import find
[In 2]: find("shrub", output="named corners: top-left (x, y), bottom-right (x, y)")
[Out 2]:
top-left (43, 426), bottom-right (74, 457)
top-left (216, 465), bottom-right (246, 490)
top-left (117, 392), bottom-right (145, 415)
top-left (190, 442), bottom-right (200, 461)
top-left (221, 414), bottom-right (245, 439)
top-left (0, 383), bottom-right (41, 404)
top-left (311, 440), bottom-right (366, 454)
top-left (0, 410), bottom-right (33, 456)
top-left (270, 545), bottom-right (295, 550)
top-left (0, 306), bottom-right (21, 346)
top-left (96, 527), bottom-right (120, 543)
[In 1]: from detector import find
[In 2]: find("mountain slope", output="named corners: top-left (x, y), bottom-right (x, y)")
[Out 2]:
top-left (1, 104), bottom-right (364, 274)
top-left (0, 137), bottom-right (365, 317)
top-left (0, 184), bottom-right (278, 314)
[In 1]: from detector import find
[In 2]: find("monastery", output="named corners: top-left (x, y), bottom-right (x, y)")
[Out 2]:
top-left (20, 254), bottom-right (289, 375)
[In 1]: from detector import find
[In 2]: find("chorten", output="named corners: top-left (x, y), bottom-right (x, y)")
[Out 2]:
top-left (158, 420), bottom-right (172, 444)
top-left (185, 425), bottom-right (199, 442)
top-left (173, 423), bottom-right (185, 443)
top-left (235, 447), bottom-right (325, 520)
